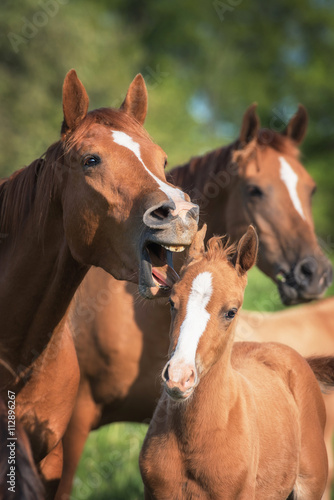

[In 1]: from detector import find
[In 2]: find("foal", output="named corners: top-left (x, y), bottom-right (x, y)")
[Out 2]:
top-left (140, 226), bottom-right (330, 500)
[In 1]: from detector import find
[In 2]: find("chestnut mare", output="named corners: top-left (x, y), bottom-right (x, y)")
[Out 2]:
top-left (58, 104), bottom-right (333, 498)
top-left (140, 226), bottom-right (332, 500)
top-left (0, 70), bottom-right (198, 498)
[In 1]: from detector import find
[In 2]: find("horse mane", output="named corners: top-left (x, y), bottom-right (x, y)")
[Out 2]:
top-left (205, 235), bottom-right (237, 263)
top-left (0, 141), bottom-right (63, 240)
top-left (167, 141), bottom-right (237, 201)
top-left (0, 107), bottom-right (149, 244)
top-left (167, 128), bottom-right (299, 200)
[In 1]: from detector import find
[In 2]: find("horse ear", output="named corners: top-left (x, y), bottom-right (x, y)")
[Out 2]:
top-left (283, 104), bottom-right (308, 144)
top-left (61, 69), bottom-right (89, 136)
top-left (239, 103), bottom-right (260, 146)
top-left (187, 224), bottom-right (207, 263)
top-left (232, 225), bottom-right (258, 275)
top-left (120, 74), bottom-right (148, 125)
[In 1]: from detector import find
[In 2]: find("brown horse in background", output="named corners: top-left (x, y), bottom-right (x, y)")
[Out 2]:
top-left (58, 103), bottom-right (333, 498)
top-left (0, 70), bottom-right (198, 498)
top-left (140, 226), bottom-right (331, 500)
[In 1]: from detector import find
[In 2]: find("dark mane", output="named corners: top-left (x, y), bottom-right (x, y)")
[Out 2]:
top-left (0, 107), bottom-right (149, 244)
top-left (167, 141), bottom-right (237, 202)
top-left (167, 128), bottom-right (299, 204)
top-left (0, 141), bottom-right (63, 241)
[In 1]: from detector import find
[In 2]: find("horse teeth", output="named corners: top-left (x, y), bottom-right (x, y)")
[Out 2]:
top-left (162, 245), bottom-right (186, 253)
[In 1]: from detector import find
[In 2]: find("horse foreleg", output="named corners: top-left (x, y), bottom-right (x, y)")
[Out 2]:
top-left (55, 380), bottom-right (100, 500)
top-left (39, 440), bottom-right (63, 500)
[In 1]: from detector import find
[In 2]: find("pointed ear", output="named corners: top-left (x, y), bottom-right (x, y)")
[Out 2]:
top-left (283, 104), bottom-right (308, 144)
top-left (239, 103), bottom-right (260, 146)
top-left (233, 225), bottom-right (258, 275)
top-left (61, 69), bottom-right (89, 136)
top-left (187, 224), bottom-right (207, 262)
top-left (120, 74), bottom-right (148, 125)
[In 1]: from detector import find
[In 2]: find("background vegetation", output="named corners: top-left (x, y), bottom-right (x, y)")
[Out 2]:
top-left (1, 0), bottom-right (334, 498)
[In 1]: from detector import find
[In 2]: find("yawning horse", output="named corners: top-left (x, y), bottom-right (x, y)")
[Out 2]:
top-left (140, 226), bottom-right (332, 500)
top-left (57, 103), bottom-right (333, 499)
top-left (0, 70), bottom-right (198, 498)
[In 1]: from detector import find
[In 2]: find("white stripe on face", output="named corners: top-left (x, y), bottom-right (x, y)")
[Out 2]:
top-left (111, 130), bottom-right (185, 203)
top-left (172, 272), bottom-right (213, 367)
top-left (279, 156), bottom-right (306, 220)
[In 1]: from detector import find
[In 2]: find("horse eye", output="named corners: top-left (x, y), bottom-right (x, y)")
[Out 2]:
top-left (311, 185), bottom-right (317, 197)
top-left (247, 185), bottom-right (263, 198)
top-left (83, 155), bottom-right (101, 168)
top-left (225, 308), bottom-right (237, 320)
top-left (164, 158), bottom-right (168, 169)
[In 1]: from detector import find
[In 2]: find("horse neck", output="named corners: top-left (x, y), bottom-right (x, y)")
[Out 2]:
top-left (167, 142), bottom-right (237, 236)
top-left (0, 159), bottom-right (89, 380)
top-left (169, 325), bottom-right (239, 440)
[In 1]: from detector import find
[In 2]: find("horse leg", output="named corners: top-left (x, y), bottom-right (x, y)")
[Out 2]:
top-left (39, 440), bottom-right (63, 500)
top-left (55, 380), bottom-right (100, 500)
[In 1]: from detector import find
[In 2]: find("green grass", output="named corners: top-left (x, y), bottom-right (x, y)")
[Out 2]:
top-left (72, 259), bottom-right (334, 500)
top-left (72, 424), bottom-right (147, 500)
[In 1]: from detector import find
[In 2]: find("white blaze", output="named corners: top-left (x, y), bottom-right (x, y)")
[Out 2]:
top-left (172, 271), bottom-right (213, 367)
top-left (111, 130), bottom-right (185, 202)
top-left (279, 156), bottom-right (306, 220)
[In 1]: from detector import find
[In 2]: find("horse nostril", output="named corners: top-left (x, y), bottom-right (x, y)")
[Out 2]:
top-left (184, 369), bottom-right (195, 389)
top-left (294, 257), bottom-right (317, 287)
top-left (151, 206), bottom-right (171, 221)
top-left (187, 205), bottom-right (199, 222)
top-left (162, 363), bottom-right (170, 383)
top-left (301, 262), bottom-right (313, 278)
top-left (143, 200), bottom-right (175, 228)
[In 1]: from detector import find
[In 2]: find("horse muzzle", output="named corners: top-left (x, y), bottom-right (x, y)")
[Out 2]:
top-left (138, 199), bottom-right (199, 299)
top-left (276, 254), bottom-right (333, 305)
top-left (162, 359), bottom-right (197, 401)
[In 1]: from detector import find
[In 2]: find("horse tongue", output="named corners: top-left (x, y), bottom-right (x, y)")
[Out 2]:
top-left (152, 264), bottom-right (180, 288)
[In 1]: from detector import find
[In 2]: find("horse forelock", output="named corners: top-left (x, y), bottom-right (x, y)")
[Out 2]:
top-left (257, 128), bottom-right (299, 157)
top-left (205, 236), bottom-right (237, 263)
top-left (64, 107), bottom-right (152, 152)
top-left (182, 237), bottom-right (236, 276)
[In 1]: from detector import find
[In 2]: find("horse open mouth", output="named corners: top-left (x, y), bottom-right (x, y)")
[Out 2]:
top-left (139, 242), bottom-right (185, 298)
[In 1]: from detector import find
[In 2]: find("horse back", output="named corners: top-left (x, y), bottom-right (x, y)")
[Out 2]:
top-left (232, 341), bottom-right (327, 430)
